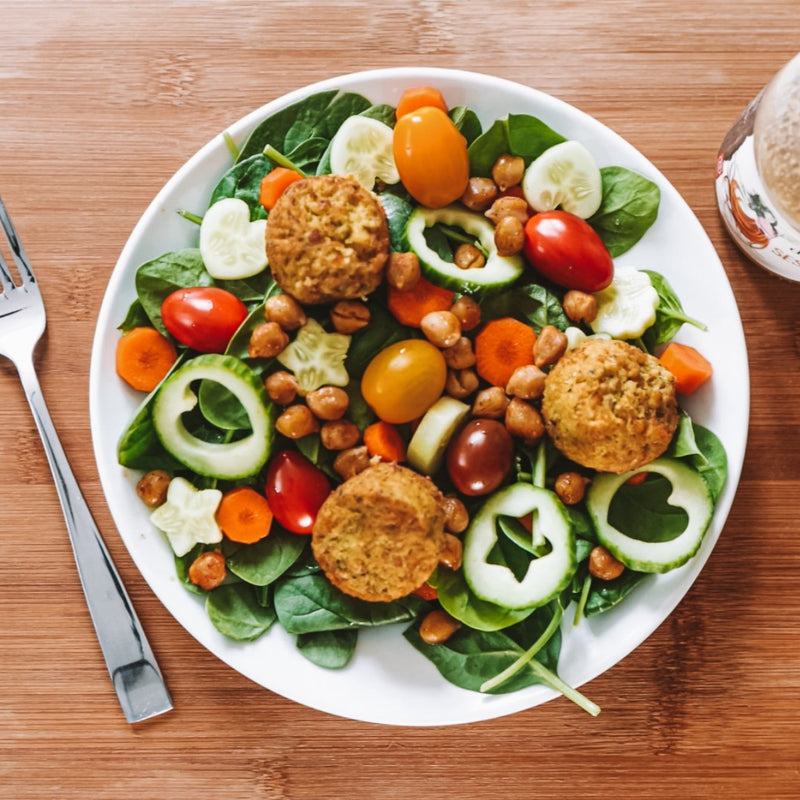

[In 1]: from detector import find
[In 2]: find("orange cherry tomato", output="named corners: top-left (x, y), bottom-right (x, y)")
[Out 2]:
top-left (393, 107), bottom-right (470, 208)
top-left (395, 86), bottom-right (448, 119)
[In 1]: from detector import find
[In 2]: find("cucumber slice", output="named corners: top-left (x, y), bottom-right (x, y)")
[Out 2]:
top-left (462, 483), bottom-right (576, 610)
top-left (329, 115), bottom-right (400, 190)
top-left (406, 395), bottom-right (471, 475)
top-left (403, 206), bottom-right (523, 294)
top-left (522, 140), bottom-right (603, 219)
top-left (585, 458), bottom-right (713, 573)
top-left (589, 267), bottom-right (659, 339)
top-left (152, 354), bottom-right (274, 479)
top-left (199, 197), bottom-right (268, 280)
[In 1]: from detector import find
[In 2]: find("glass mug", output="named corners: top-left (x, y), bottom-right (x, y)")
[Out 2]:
top-left (716, 53), bottom-right (800, 280)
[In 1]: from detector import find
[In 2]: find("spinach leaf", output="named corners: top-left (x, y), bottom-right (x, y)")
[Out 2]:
top-left (226, 526), bottom-right (308, 587)
top-left (449, 105), bottom-right (482, 145)
top-left (589, 166), bottom-right (660, 257)
top-left (206, 582), bottom-right (277, 641)
top-left (296, 629), bottom-right (358, 669)
top-left (480, 281), bottom-right (570, 332)
top-left (607, 475), bottom-right (690, 543)
top-left (669, 418), bottom-right (728, 502)
top-left (378, 191), bottom-right (415, 252)
top-left (641, 270), bottom-right (707, 348)
top-left (117, 397), bottom-right (182, 470)
top-left (209, 153), bottom-right (271, 219)
top-left (118, 299), bottom-right (152, 333)
top-left (583, 569), bottom-right (649, 617)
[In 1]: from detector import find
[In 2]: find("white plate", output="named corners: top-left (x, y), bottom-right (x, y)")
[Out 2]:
top-left (89, 68), bottom-right (749, 726)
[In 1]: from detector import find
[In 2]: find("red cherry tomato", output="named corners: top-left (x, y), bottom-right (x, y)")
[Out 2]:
top-left (523, 210), bottom-right (613, 292)
top-left (161, 286), bottom-right (248, 353)
top-left (265, 450), bottom-right (331, 534)
top-left (446, 419), bottom-right (514, 497)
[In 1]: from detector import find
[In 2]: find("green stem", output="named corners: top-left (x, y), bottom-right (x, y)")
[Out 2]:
top-left (659, 307), bottom-right (708, 332)
top-left (526, 659), bottom-right (601, 717)
top-left (532, 440), bottom-right (547, 489)
top-left (223, 131), bottom-right (239, 161)
top-left (262, 144), bottom-right (308, 177)
top-left (573, 573), bottom-right (592, 626)
top-left (438, 224), bottom-right (490, 259)
top-left (177, 209), bottom-right (203, 226)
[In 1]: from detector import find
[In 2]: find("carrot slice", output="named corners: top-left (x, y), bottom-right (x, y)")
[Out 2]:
top-left (659, 341), bottom-right (713, 395)
top-left (217, 486), bottom-right (274, 544)
top-left (411, 582), bottom-right (438, 601)
top-left (259, 167), bottom-right (303, 210)
top-left (115, 326), bottom-right (178, 392)
top-left (474, 317), bottom-right (537, 388)
top-left (387, 275), bottom-right (455, 327)
top-left (363, 420), bottom-right (407, 463)
top-left (396, 86), bottom-right (448, 119)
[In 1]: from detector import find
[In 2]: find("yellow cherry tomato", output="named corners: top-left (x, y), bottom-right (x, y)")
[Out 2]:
top-left (361, 339), bottom-right (447, 424)
top-left (393, 106), bottom-right (470, 208)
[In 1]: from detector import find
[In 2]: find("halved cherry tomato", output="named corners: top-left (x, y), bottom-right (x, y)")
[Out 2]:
top-left (523, 210), bottom-right (613, 292)
top-left (161, 286), bottom-right (247, 353)
top-left (265, 450), bottom-right (331, 535)
top-left (393, 106), bottom-right (470, 208)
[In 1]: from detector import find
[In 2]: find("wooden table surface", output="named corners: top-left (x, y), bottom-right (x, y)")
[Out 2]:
top-left (2, 1), bottom-right (799, 797)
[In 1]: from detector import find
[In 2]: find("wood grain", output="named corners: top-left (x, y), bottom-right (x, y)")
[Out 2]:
top-left (2, 1), bottom-right (800, 798)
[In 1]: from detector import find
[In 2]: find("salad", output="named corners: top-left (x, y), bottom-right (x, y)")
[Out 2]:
top-left (113, 84), bottom-right (726, 716)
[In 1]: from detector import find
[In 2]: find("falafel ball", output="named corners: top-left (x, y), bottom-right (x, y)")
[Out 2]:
top-left (541, 338), bottom-right (678, 474)
top-left (312, 462), bottom-right (446, 602)
top-left (265, 173), bottom-right (390, 305)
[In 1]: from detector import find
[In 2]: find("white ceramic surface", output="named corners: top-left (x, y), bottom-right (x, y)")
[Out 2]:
top-left (90, 67), bottom-right (749, 726)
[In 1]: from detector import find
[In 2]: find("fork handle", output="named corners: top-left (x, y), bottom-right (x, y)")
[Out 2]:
top-left (16, 357), bottom-right (173, 723)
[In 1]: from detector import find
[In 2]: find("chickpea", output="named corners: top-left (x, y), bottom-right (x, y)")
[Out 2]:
top-left (562, 290), bottom-right (598, 324)
top-left (248, 321), bottom-right (289, 359)
top-left (442, 336), bottom-right (476, 370)
top-left (264, 293), bottom-right (307, 331)
top-left (460, 176), bottom-right (498, 212)
top-left (505, 364), bottom-right (547, 400)
top-left (419, 609), bottom-right (462, 645)
top-left (450, 295), bottom-right (481, 332)
top-left (494, 216), bottom-right (525, 257)
top-left (504, 398), bottom-right (544, 443)
top-left (453, 243), bottom-right (486, 271)
top-left (136, 469), bottom-right (171, 508)
top-left (188, 551), bottom-right (227, 591)
top-left (554, 472), bottom-right (591, 506)
top-left (533, 324), bottom-right (568, 367)
top-left (386, 251), bottom-right (421, 290)
top-left (320, 419), bottom-right (361, 451)
top-left (485, 195), bottom-right (529, 225)
top-left (306, 386), bottom-right (350, 420)
top-left (588, 545), bottom-right (626, 581)
top-left (446, 368), bottom-right (479, 399)
top-left (491, 153), bottom-right (525, 191)
top-left (442, 494), bottom-right (469, 534)
top-left (438, 533), bottom-right (464, 571)
top-left (333, 445), bottom-right (372, 480)
top-left (275, 404), bottom-right (319, 439)
top-left (420, 310), bottom-right (461, 348)
top-left (264, 370), bottom-right (299, 405)
top-left (472, 386), bottom-right (509, 419)
top-left (330, 300), bottom-right (371, 334)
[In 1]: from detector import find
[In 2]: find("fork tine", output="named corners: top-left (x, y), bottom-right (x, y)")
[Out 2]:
top-left (0, 240), bottom-right (15, 293)
top-left (0, 194), bottom-right (36, 287)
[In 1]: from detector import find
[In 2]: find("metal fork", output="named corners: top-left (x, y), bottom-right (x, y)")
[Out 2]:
top-left (0, 195), bottom-right (172, 723)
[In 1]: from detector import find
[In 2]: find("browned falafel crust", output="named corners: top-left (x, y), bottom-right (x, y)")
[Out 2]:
top-left (541, 338), bottom-right (678, 474)
top-left (311, 462), bottom-right (446, 602)
top-left (265, 173), bottom-right (390, 305)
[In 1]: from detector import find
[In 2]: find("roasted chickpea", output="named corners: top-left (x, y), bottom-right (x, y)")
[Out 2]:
top-left (275, 404), bottom-right (319, 439)
top-left (533, 325), bottom-right (568, 368)
top-left (446, 368), bottom-right (479, 399)
top-left (554, 472), bottom-right (591, 505)
top-left (504, 397), bottom-right (545, 443)
top-left (330, 300), bottom-right (371, 334)
top-left (472, 386), bottom-right (509, 419)
top-left (264, 293), bottom-right (307, 331)
top-left (264, 370), bottom-right (299, 405)
top-left (419, 609), bottom-right (462, 645)
top-left (188, 551), bottom-right (227, 591)
top-left (485, 195), bottom-right (529, 225)
top-left (136, 469), bottom-right (171, 508)
top-left (442, 336), bottom-right (476, 370)
top-left (442, 494), bottom-right (469, 534)
top-left (460, 176), bottom-right (498, 212)
top-left (421, 310), bottom-right (461, 348)
top-left (588, 546), bottom-right (626, 581)
top-left (248, 321), bottom-right (289, 359)
top-left (333, 445), bottom-right (372, 480)
top-left (491, 154), bottom-right (525, 191)
top-left (494, 216), bottom-right (525, 256)
top-left (320, 419), bottom-right (361, 450)
top-left (453, 243), bottom-right (486, 271)
top-left (450, 295), bottom-right (481, 332)
top-left (505, 364), bottom-right (547, 400)
top-left (562, 290), bottom-right (598, 324)
top-left (438, 533), bottom-right (463, 571)
top-left (306, 386), bottom-right (350, 420)
top-left (386, 251), bottom-right (421, 290)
